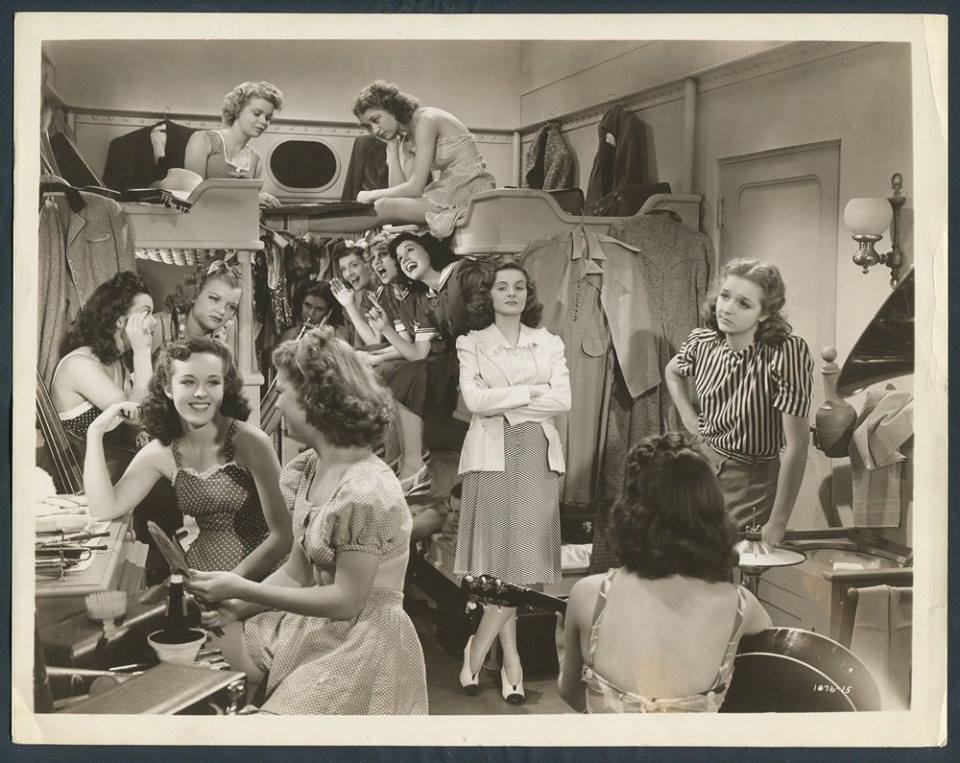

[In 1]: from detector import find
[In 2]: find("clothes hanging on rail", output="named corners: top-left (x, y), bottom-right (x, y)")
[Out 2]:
top-left (586, 212), bottom-right (713, 574)
top-left (600, 212), bottom-right (713, 499)
top-left (585, 105), bottom-right (647, 215)
top-left (102, 120), bottom-right (196, 192)
top-left (524, 122), bottom-right (577, 192)
top-left (340, 134), bottom-right (388, 202)
top-left (521, 225), bottom-right (656, 508)
top-left (38, 181), bottom-right (138, 387)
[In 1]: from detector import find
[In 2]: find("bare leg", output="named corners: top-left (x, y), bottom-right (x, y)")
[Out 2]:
top-left (467, 605), bottom-right (516, 674)
top-left (497, 611), bottom-right (523, 685)
top-left (208, 621), bottom-right (265, 703)
top-left (373, 196), bottom-right (430, 226)
top-left (396, 404), bottom-right (426, 480)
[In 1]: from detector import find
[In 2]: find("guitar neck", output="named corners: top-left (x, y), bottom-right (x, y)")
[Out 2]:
top-left (517, 588), bottom-right (567, 615)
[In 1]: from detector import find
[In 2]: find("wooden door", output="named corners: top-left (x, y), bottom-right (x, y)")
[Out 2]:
top-left (719, 141), bottom-right (840, 529)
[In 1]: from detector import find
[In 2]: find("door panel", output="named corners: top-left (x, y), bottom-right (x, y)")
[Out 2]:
top-left (719, 142), bottom-right (840, 529)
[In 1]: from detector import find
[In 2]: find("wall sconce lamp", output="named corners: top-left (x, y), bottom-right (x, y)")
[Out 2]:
top-left (843, 173), bottom-right (905, 288)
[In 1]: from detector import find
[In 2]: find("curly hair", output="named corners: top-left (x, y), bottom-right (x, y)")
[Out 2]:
top-left (140, 337), bottom-right (250, 445)
top-left (606, 432), bottom-right (738, 582)
top-left (165, 260), bottom-right (243, 316)
top-left (272, 326), bottom-right (392, 448)
top-left (352, 80), bottom-right (420, 125)
top-left (466, 264), bottom-right (543, 331)
top-left (221, 81), bottom-right (284, 126)
top-left (59, 272), bottom-right (152, 364)
top-left (702, 258), bottom-right (792, 346)
top-left (386, 232), bottom-right (458, 289)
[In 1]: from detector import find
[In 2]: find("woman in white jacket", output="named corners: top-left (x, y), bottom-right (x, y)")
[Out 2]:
top-left (454, 263), bottom-right (571, 705)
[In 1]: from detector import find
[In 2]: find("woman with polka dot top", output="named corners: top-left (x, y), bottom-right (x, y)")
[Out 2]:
top-left (84, 336), bottom-right (292, 580)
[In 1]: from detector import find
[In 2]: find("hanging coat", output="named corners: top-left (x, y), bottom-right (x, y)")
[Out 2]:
top-left (524, 122), bottom-right (577, 191)
top-left (102, 120), bottom-right (196, 192)
top-left (340, 134), bottom-right (388, 202)
top-left (585, 105), bottom-right (647, 214)
top-left (38, 189), bottom-right (138, 386)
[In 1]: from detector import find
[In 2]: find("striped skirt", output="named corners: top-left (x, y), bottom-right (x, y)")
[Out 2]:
top-left (455, 421), bottom-right (562, 586)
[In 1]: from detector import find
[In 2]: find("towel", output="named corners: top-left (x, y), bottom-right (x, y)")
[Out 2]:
top-left (849, 389), bottom-right (913, 527)
top-left (850, 584), bottom-right (913, 709)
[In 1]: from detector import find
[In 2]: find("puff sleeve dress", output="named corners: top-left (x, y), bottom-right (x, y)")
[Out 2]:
top-left (242, 451), bottom-right (428, 715)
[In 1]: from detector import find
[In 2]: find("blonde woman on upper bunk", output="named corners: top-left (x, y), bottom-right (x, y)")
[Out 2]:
top-left (664, 259), bottom-right (814, 547)
top-left (184, 80), bottom-right (283, 207)
top-left (352, 80), bottom-right (495, 238)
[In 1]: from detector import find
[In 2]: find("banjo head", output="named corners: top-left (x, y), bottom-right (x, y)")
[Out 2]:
top-left (720, 627), bottom-right (882, 712)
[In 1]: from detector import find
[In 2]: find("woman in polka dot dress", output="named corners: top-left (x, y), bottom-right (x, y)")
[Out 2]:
top-left (84, 337), bottom-right (292, 580)
top-left (185, 327), bottom-right (428, 715)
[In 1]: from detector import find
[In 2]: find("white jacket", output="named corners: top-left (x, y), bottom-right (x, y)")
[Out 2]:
top-left (456, 323), bottom-right (571, 475)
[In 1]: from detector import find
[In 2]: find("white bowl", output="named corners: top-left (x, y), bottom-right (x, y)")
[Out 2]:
top-left (147, 628), bottom-right (207, 666)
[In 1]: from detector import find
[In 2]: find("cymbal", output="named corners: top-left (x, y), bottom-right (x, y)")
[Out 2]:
top-left (735, 538), bottom-right (806, 569)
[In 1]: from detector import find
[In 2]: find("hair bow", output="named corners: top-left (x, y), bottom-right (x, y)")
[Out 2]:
top-left (206, 258), bottom-right (242, 279)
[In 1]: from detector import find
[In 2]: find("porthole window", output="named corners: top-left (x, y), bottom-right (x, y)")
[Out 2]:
top-left (267, 138), bottom-right (339, 193)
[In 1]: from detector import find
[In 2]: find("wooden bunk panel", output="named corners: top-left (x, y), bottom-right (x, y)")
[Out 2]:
top-left (122, 179), bottom-right (263, 251)
top-left (450, 188), bottom-right (703, 255)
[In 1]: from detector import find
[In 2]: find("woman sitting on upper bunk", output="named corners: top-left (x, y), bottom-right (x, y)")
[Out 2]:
top-left (51, 272), bottom-right (157, 477)
top-left (152, 259), bottom-right (242, 350)
top-left (183, 80), bottom-right (283, 207)
top-left (84, 336), bottom-right (291, 579)
top-left (558, 433), bottom-right (771, 713)
top-left (352, 80), bottom-right (495, 239)
top-left (665, 258), bottom-right (814, 547)
top-left (185, 327), bottom-right (428, 715)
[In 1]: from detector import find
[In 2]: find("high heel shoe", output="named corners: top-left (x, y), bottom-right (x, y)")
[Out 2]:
top-left (500, 666), bottom-right (524, 705)
top-left (459, 635), bottom-right (480, 695)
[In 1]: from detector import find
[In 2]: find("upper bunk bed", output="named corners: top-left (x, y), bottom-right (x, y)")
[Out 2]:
top-left (450, 188), bottom-right (703, 254)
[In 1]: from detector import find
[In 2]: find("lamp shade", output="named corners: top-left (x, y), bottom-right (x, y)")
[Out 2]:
top-left (844, 198), bottom-right (893, 236)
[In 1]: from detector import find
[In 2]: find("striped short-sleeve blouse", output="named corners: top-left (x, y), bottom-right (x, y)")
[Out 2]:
top-left (675, 327), bottom-right (813, 463)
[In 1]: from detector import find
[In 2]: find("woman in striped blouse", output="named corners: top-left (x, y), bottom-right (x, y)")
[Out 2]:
top-left (665, 259), bottom-right (813, 547)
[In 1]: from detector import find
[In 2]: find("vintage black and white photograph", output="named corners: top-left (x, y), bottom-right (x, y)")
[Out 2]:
top-left (11, 11), bottom-right (948, 747)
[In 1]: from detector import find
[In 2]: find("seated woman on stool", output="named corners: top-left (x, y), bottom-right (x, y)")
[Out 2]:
top-left (352, 80), bottom-right (495, 238)
top-left (84, 337), bottom-right (291, 579)
top-left (558, 432), bottom-right (771, 713)
top-left (185, 327), bottom-right (428, 715)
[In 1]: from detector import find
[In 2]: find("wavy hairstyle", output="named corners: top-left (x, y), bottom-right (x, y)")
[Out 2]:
top-left (140, 336), bottom-right (250, 445)
top-left (272, 326), bottom-right (392, 448)
top-left (387, 232), bottom-right (458, 290)
top-left (59, 272), bottom-right (152, 364)
top-left (466, 263), bottom-right (543, 331)
top-left (702, 258), bottom-right (792, 346)
top-left (352, 80), bottom-right (420, 125)
top-left (221, 81), bottom-right (284, 126)
top-left (606, 432), bottom-right (738, 582)
top-left (165, 259), bottom-right (243, 316)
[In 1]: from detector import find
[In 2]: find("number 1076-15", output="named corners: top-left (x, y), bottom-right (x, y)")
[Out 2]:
top-left (813, 684), bottom-right (852, 694)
